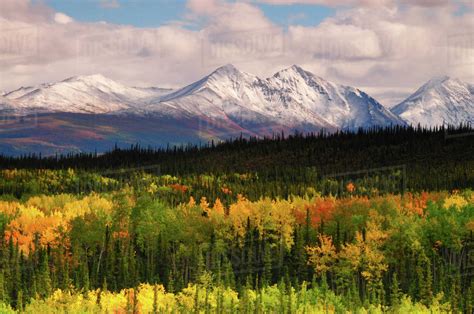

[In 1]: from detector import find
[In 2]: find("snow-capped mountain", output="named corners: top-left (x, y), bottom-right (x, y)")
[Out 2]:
top-left (2, 65), bottom-right (404, 131)
top-left (3, 65), bottom-right (473, 156)
top-left (145, 64), bottom-right (404, 131)
top-left (265, 65), bottom-right (405, 129)
top-left (392, 76), bottom-right (474, 127)
top-left (146, 64), bottom-right (336, 132)
top-left (4, 74), bottom-right (170, 114)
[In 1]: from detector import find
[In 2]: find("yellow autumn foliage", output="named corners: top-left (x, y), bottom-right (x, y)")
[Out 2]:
top-left (306, 234), bottom-right (337, 276)
top-left (0, 200), bottom-right (20, 217)
top-left (227, 197), bottom-right (295, 249)
top-left (443, 194), bottom-right (468, 210)
top-left (0, 194), bottom-right (115, 253)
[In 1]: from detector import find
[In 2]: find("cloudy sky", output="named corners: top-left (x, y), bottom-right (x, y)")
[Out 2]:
top-left (0, 0), bottom-right (473, 106)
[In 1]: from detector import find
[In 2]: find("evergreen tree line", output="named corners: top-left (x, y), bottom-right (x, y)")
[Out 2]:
top-left (0, 125), bottom-right (473, 194)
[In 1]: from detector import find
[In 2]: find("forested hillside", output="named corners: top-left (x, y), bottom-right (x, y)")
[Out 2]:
top-left (0, 125), bottom-right (472, 313)
top-left (1, 125), bottom-right (473, 195)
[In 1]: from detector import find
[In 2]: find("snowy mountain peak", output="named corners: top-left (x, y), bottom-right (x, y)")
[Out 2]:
top-left (274, 64), bottom-right (312, 78)
top-left (210, 64), bottom-right (244, 78)
top-left (392, 76), bottom-right (473, 126)
top-left (160, 64), bottom-right (259, 103)
top-left (414, 76), bottom-right (454, 93)
top-left (290, 64), bottom-right (310, 75)
top-left (3, 74), bottom-right (168, 114)
top-left (272, 65), bottom-right (332, 91)
top-left (212, 64), bottom-right (240, 75)
top-left (290, 64), bottom-right (303, 70)
top-left (427, 75), bottom-right (450, 84)
top-left (206, 64), bottom-right (254, 83)
top-left (62, 73), bottom-right (110, 84)
top-left (266, 65), bottom-right (405, 128)
top-left (60, 74), bottom-right (133, 92)
top-left (65, 73), bottom-right (105, 80)
top-left (416, 76), bottom-right (471, 95)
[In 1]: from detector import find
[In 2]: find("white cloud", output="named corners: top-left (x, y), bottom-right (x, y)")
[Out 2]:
top-left (54, 12), bottom-right (73, 24)
top-left (0, 0), bottom-right (53, 22)
top-left (187, 0), bottom-right (220, 15)
top-left (0, 0), bottom-right (472, 107)
top-left (289, 23), bottom-right (384, 60)
top-left (187, 0), bottom-right (274, 32)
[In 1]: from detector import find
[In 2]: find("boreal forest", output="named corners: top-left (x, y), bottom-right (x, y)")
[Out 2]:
top-left (0, 126), bottom-right (473, 313)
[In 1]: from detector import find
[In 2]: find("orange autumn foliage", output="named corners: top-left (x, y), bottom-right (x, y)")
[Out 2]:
top-left (4, 206), bottom-right (66, 253)
top-left (221, 187), bottom-right (232, 195)
top-left (188, 196), bottom-right (196, 207)
top-left (0, 194), bottom-right (116, 254)
top-left (169, 183), bottom-right (188, 193)
top-left (294, 198), bottom-right (336, 227)
top-left (211, 198), bottom-right (226, 217)
top-left (401, 192), bottom-right (433, 216)
top-left (113, 230), bottom-right (130, 239)
top-left (346, 182), bottom-right (356, 194)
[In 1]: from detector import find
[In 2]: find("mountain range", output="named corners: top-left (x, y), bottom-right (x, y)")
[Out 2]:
top-left (0, 64), bottom-right (472, 156)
